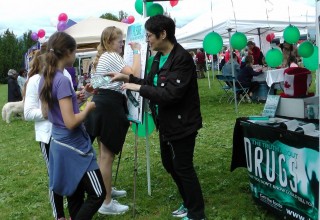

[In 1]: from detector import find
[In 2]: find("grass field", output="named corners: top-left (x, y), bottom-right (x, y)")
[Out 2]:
top-left (0, 73), bottom-right (292, 220)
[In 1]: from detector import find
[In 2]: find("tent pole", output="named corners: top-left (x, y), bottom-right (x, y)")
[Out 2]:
top-left (205, 51), bottom-right (211, 89)
top-left (316, 0), bottom-right (319, 96)
top-left (228, 28), bottom-right (238, 114)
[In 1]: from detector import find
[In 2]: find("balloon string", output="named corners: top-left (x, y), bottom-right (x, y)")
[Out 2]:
top-left (230, 0), bottom-right (237, 30)
top-left (211, 0), bottom-right (214, 31)
top-left (288, 6), bottom-right (291, 24)
top-left (264, 0), bottom-right (271, 28)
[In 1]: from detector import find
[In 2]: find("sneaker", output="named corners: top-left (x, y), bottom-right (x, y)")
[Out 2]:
top-left (172, 204), bottom-right (188, 218)
top-left (111, 187), bottom-right (127, 198)
top-left (181, 217), bottom-right (206, 220)
top-left (98, 199), bottom-right (129, 215)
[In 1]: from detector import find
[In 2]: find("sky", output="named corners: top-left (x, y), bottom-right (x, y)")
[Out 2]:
top-left (0, 0), bottom-right (316, 38)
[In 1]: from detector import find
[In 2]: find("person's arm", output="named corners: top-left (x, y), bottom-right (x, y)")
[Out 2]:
top-left (120, 42), bottom-right (141, 77)
top-left (59, 97), bottom-right (95, 130)
top-left (24, 76), bottom-right (44, 121)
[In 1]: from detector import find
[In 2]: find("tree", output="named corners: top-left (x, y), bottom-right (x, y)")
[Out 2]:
top-left (0, 29), bottom-right (34, 83)
top-left (100, 13), bottom-right (120, 21)
top-left (118, 10), bottom-right (128, 21)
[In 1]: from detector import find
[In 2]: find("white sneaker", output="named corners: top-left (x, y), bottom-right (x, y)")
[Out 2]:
top-left (98, 199), bottom-right (129, 215)
top-left (111, 187), bottom-right (127, 198)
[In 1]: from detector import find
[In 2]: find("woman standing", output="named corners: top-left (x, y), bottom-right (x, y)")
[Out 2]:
top-left (84, 26), bottom-right (141, 215)
top-left (109, 15), bottom-right (206, 220)
top-left (39, 32), bottom-right (105, 220)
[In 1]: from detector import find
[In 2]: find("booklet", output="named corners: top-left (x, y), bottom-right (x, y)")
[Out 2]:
top-left (90, 74), bottom-right (110, 89)
top-left (262, 95), bottom-right (280, 117)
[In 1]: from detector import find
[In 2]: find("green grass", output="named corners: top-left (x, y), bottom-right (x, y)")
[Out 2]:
top-left (0, 73), bottom-right (297, 220)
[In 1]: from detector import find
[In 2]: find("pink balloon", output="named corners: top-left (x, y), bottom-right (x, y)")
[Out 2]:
top-left (170, 0), bottom-right (179, 7)
top-left (31, 32), bottom-right (39, 41)
top-left (57, 21), bottom-right (67, 31)
top-left (127, 15), bottom-right (135, 24)
top-left (58, 13), bottom-right (68, 22)
top-left (38, 29), bottom-right (46, 38)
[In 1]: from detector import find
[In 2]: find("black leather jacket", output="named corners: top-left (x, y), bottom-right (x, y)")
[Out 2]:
top-left (129, 43), bottom-right (202, 141)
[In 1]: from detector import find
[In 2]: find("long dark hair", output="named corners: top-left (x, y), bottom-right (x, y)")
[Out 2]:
top-left (39, 32), bottom-right (76, 108)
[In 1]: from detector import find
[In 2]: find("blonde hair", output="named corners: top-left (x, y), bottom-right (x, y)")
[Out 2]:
top-left (92, 26), bottom-right (123, 72)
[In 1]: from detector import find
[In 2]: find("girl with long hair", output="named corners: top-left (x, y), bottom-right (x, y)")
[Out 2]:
top-left (39, 31), bottom-right (105, 219)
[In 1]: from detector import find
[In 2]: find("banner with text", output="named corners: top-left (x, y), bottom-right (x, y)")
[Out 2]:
top-left (242, 124), bottom-right (319, 220)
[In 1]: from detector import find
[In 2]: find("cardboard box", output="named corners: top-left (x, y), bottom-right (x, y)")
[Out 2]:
top-left (275, 96), bottom-right (319, 119)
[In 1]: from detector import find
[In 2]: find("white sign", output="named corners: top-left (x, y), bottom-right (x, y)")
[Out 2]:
top-left (123, 20), bottom-right (148, 123)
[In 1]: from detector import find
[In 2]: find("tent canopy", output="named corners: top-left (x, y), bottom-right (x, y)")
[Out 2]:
top-left (176, 1), bottom-right (316, 50)
top-left (64, 17), bottom-right (128, 52)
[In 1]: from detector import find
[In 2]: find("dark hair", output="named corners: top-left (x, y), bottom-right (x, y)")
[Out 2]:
top-left (145, 14), bottom-right (176, 44)
top-left (289, 55), bottom-right (297, 63)
top-left (40, 32), bottom-right (76, 108)
top-left (19, 68), bottom-right (27, 76)
top-left (245, 55), bottom-right (254, 65)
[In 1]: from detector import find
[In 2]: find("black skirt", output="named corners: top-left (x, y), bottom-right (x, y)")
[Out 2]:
top-left (84, 89), bottom-right (129, 154)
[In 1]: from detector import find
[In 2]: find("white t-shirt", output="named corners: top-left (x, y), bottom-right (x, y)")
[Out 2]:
top-left (94, 52), bottom-right (126, 92)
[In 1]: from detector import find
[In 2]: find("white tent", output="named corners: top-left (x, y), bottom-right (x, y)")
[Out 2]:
top-left (176, 1), bottom-right (316, 50)
top-left (64, 17), bottom-right (129, 52)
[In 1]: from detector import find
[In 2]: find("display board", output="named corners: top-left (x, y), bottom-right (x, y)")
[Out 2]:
top-left (240, 120), bottom-right (319, 220)
top-left (123, 20), bottom-right (148, 123)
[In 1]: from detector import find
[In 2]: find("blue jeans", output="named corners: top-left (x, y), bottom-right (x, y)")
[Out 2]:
top-left (160, 132), bottom-right (205, 219)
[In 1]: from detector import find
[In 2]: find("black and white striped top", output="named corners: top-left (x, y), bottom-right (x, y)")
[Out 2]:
top-left (94, 51), bottom-right (126, 92)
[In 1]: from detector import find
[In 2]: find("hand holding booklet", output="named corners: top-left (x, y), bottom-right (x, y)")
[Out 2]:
top-left (90, 74), bottom-right (110, 89)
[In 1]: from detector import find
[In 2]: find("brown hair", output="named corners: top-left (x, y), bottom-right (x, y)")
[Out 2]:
top-left (92, 26), bottom-right (123, 72)
top-left (245, 55), bottom-right (254, 66)
top-left (22, 50), bottom-right (46, 98)
top-left (39, 32), bottom-right (76, 108)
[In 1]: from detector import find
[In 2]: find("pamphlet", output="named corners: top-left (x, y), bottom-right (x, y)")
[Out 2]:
top-left (90, 75), bottom-right (110, 89)
top-left (262, 95), bottom-right (280, 117)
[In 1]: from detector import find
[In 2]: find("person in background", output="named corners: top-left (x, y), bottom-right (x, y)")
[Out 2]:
top-left (289, 55), bottom-right (299, 67)
top-left (24, 49), bottom-right (68, 220)
top-left (189, 51), bottom-right (196, 65)
top-left (17, 68), bottom-right (27, 95)
top-left (108, 14), bottom-right (206, 220)
top-left (195, 48), bottom-right (206, 78)
top-left (222, 52), bottom-right (240, 77)
top-left (237, 55), bottom-right (263, 99)
top-left (247, 41), bottom-right (261, 65)
top-left (84, 26), bottom-right (141, 215)
top-left (281, 41), bottom-right (298, 67)
top-left (65, 66), bottom-right (78, 91)
top-left (7, 69), bottom-right (22, 102)
top-left (39, 31), bottom-right (105, 220)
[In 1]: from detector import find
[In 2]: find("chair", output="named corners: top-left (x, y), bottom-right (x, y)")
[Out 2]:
top-left (216, 74), bottom-right (233, 103)
top-left (224, 75), bottom-right (251, 105)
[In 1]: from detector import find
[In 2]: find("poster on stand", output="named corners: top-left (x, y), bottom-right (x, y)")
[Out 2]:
top-left (123, 20), bottom-right (148, 124)
top-left (242, 123), bottom-right (319, 220)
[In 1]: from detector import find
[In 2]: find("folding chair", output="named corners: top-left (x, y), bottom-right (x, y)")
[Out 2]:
top-left (216, 74), bottom-right (233, 103)
top-left (225, 75), bottom-right (251, 105)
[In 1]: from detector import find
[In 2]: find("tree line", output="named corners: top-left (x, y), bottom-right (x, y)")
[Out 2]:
top-left (0, 30), bottom-right (35, 83)
top-left (0, 11), bottom-right (127, 84)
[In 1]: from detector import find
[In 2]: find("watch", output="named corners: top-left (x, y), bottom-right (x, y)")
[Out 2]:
top-left (133, 49), bottom-right (141, 55)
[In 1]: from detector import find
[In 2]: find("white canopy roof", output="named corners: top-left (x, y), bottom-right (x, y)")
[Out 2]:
top-left (176, 1), bottom-right (316, 50)
top-left (64, 17), bottom-right (128, 51)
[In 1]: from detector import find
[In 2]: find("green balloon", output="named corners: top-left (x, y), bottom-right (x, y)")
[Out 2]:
top-left (283, 25), bottom-right (300, 44)
top-left (135, 0), bottom-right (153, 15)
top-left (303, 45), bottom-right (318, 71)
top-left (203, 32), bottom-right (223, 55)
top-left (147, 3), bottom-right (164, 17)
top-left (230, 32), bottom-right (247, 50)
top-left (131, 113), bottom-right (155, 137)
top-left (265, 48), bottom-right (283, 67)
top-left (298, 41), bottom-right (314, 58)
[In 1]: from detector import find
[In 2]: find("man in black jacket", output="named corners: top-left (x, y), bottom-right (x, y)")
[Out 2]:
top-left (109, 15), bottom-right (205, 220)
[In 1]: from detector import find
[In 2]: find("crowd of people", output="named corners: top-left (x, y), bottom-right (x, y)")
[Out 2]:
top-left (20, 14), bottom-right (206, 220)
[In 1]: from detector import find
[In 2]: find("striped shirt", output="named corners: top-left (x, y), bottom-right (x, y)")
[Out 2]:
top-left (94, 52), bottom-right (126, 92)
